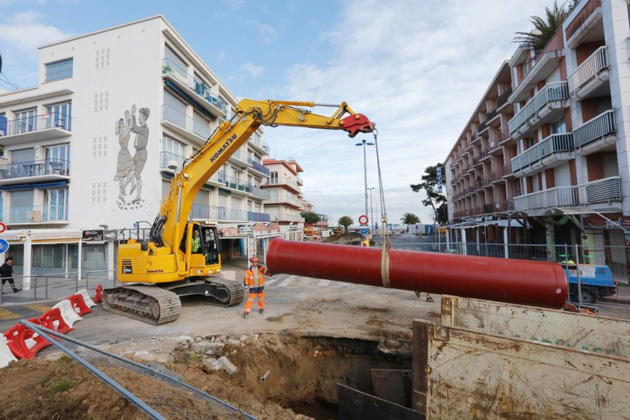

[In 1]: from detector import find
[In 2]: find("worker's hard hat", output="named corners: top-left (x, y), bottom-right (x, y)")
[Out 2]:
top-left (250, 256), bottom-right (258, 263)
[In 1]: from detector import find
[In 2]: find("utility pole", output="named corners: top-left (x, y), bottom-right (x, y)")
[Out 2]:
top-left (355, 139), bottom-right (374, 224)
top-left (368, 187), bottom-right (375, 235)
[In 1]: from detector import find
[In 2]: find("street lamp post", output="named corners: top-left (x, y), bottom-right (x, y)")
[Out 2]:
top-left (355, 139), bottom-right (374, 224)
top-left (367, 187), bottom-right (375, 235)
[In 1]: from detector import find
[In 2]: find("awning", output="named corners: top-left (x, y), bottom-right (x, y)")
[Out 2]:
top-left (0, 180), bottom-right (69, 191)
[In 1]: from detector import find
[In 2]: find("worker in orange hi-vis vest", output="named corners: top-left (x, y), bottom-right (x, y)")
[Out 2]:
top-left (243, 255), bottom-right (269, 318)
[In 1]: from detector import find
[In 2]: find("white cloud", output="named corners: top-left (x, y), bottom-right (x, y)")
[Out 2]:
top-left (247, 19), bottom-right (276, 45)
top-left (0, 11), bottom-right (72, 87)
top-left (264, 0), bottom-right (552, 223)
top-left (241, 62), bottom-right (265, 78)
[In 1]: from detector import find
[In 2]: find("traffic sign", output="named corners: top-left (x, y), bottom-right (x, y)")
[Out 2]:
top-left (0, 222), bottom-right (6, 234)
top-left (359, 215), bottom-right (369, 225)
top-left (0, 239), bottom-right (9, 253)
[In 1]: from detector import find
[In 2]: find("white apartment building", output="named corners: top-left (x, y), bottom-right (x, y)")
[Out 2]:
top-left (0, 15), bottom-right (271, 281)
top-left (262, 159), bottom-right (305, 240)
top-left (445, 0), bottom-right (630, 279)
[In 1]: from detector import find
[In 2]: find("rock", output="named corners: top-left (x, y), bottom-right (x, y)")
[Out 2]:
top-left (191, 342), bottom-right (210, 353)
top-left (239, 335), bottom-right (249, 342)
top-left (194, 335), bottom-right (204, 343)
top-left (174, 335), bottom-right (192, 343)
top-left (227, 338), bottom-right (241, 347)
top-left (201, 357), bottom-right (218, 373)
top-left (216, 356), bottom-right (237, 374)
top-left (204, 342), bottom-right (225, 355)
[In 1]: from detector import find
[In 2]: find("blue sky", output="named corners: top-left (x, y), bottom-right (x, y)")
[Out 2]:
top-left (0, 0), bottom-right (555, 226)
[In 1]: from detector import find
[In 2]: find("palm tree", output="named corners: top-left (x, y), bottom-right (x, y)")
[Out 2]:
top-left (400, 213), bottom-right (420, 225)
top-left (514, 1), bottom-right (569, 53)
top-left (338, 216), bottom-right (354, 232)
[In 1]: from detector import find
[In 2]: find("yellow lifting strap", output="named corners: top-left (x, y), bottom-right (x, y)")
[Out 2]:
top-left (372, 129), bottom-right (391, 289)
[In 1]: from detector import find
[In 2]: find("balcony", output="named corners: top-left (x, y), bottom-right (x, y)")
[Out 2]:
top-left (265, 176), bottom-right (301, 194)
top-left (214, 171), bottom-right (251, 193)
top-left (497, 87), bottom-right (513, 110)
top-left (511, 49), bottom-right (565, 104)
top-left (508, 82), bottom-right (569, 138)
top-left (229, 148), bottom-right (250, 168)
top-left (565, 0), bottom-right (603, 49)
top-left (191, 204), bottom-right (252, 222)
top-left (251, 185), bottom-right (270, 199)
top-left (161, 58), bottom-right (226, 118)
top-left (0, 114), bottom-right (72, 145)
top-left (247, 158), bottom-right (270, 177)
top-left (1, 205), bottom-right (68, 225)
top-left (161, 104), bottom-right (212, 143)
top-left (513, 176), bottom-right (621, 212)
top-left (511, 133), bottom-right (574, 175)
top-left (573, 109), bottom-right (615, 153)
top-left (249, 133), bottom-right (269, 155)
top-left (568, 46), bottom-right (609, 99)
top-left (160, 151), bottom-right (186, 173)
top-left (0, 159), bottom-right (71, 186)
top-left (247, 211), bottom-right (271, 222)
top-left (266, 190), bottom-right (303, 208)
top-left (269, 213), bottom-right (305, 223)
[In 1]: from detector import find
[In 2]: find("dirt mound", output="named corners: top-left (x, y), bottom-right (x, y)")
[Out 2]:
top-left (322, 233), bottom-right (363, 246)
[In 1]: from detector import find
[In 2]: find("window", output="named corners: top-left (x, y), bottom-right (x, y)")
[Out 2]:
top-left (47, 102), bottom-right (72, 130)
top-left (162, 136), bottom-right (186, 170)
top-left (552, 117), bottom-right (566, 134)
top-left (270, 171), bottom-right (278, 183)
top-left (45, 188), bottom-right (68, 221)
top-left (45, 58), bottom-right (73, 82)
top-left (13, 109), bottom-right (37, 134)
top-left (32, 244), bottom-right (66, 269)
top-left (46, 144), bottom-right (70, 174)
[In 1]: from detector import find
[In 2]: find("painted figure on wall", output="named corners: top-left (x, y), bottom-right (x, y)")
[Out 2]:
top-left (114, 104), bottom-right (150, 208)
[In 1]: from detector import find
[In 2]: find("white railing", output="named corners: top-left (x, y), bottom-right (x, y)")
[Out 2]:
top-left (266, 176), bottom-right (300, 191)
top-left (568, 46), bottom-right (608, 93)
top-left (508, 82), bottom-right (569, 136)
top-left (573, 109), bottom-right (615, 148)
top-left (585, 176), bottom-right (621, 203)
top-left (511, 133), bottom-right (574, 172)
top-left (514, 176), bottom-right (622, 211)
top-left (514, 186), bottom-right (579, 211)
top-left (162, 104), bottom-right (213, 140)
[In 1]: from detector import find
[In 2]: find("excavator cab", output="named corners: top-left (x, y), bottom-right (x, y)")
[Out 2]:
top-left (181, 222), bottom-right (222, 275)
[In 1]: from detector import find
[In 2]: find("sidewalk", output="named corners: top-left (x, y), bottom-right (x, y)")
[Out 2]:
top-left (601, 284), bottom-right (630, 304)
top-left (0, 277), bottom-right (115, 307)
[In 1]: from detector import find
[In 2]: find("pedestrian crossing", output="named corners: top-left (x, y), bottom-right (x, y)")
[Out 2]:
top-left (264, 275), bottom-right (356, 289)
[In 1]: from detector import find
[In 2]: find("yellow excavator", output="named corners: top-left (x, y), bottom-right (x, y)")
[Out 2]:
top-left (102, 99), bottom-right (375, 324)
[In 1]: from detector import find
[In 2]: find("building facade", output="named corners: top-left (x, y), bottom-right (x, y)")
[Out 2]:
top-left (445, 0), bottom-right (630, 278)
top-left (262, 159), bottom-right (306, 240)
top-left (0, 16), bottom-right (273, 281)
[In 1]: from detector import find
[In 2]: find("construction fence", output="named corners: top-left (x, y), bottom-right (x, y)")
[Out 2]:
top-left (388, 241), bottom-right (630, 285)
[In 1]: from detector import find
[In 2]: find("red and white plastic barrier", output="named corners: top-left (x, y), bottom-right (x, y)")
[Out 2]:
top-left (53, 300), bottom-right (83, 328)
top-left (2, 287), bottom-right (104, 365)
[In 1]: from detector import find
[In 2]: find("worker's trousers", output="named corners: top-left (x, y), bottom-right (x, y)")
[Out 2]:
top-left (244, 288), bottom-right (264, 314)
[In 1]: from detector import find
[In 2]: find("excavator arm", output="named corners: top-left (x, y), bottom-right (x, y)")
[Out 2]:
top-left (151, 99), bottom-right (375, 255)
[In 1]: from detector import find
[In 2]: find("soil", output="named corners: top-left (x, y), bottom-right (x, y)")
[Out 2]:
top-left (0, 331), bottom-right (412, 420)
top-left (322, 233), bottom-right (364, 246)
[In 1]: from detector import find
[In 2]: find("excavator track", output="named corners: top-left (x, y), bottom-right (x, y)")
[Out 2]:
top-left (202, 276), bottom-right (245, 306)
top-left (102, 285), bottom-right (182, 325)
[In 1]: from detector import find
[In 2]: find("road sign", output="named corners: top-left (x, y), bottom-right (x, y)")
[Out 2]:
top-left (0, 239), bottom-right (9, 253)
top-left (0, 223), bottom-right (6, 234)
top-left (359, 215), bottom-right (369, 225)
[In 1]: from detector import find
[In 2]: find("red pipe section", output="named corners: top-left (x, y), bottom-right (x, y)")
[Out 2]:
top-left (267, 239), bottom-right (567, 309)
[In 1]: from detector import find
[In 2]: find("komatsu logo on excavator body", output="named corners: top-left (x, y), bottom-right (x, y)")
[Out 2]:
top-left (210, 134), bottom-right (238, 163)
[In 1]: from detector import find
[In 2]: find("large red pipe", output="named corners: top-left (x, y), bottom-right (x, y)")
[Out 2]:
top-left (267, 239), bottom-right (567, 309)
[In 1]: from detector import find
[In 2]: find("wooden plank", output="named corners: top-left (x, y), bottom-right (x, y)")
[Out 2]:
top-left (440, 295), bottom-right (630, 358)
top-left (413, 319), bottom-right (630, 420)
top-left (338, 384), bottom-right (424, 420)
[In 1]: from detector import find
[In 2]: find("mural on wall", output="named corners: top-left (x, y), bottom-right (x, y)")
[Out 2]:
top-left (114, 104), bottom-right (150, 209)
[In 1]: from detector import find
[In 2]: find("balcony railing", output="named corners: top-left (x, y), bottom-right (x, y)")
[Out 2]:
top-left (0, 113), bottom-right (72, 137)
top-left (162, 104), bottom-right (213, 140)
top-left (497, 87), bottom-right (513, 108)
top-left (247, 158), bottom-right (270, 176)
top-left (1, 205), bottom-right (68, 223)
top-left (267, 191), bottom-right (303, 208)
top-left (249, 134), bottom-right (269, 153)
top-left (568, 46), bottom-right (608, 94)
top-left (511, 133), bottom-right (574, 172)
top-left (250, 185), bottom-right (270, 199)
top-left (514, 176), bottom-right (621, 211)
top-left (266, 176), bottom-right (300, 192)
top-left (573, 110), bottom-right (615, 148)
top-left (508, 82), bottom-right (569, 136)
top-left (160, 151), bottom-right (186, 172)
top-left (268, 213), bottom-right (305, 223)
top-left (0, 159), bottom-right (70, 180)
top-left (585, 176), bottom-right (621, 203)
top-left (191, 204), bottom-right (259, 221)
top-left (162, 58), bottom-right (227, 114)
top-left (248, 211), bottom-right (271, 222)
top-left (216, 171), bottom-right (251, 192)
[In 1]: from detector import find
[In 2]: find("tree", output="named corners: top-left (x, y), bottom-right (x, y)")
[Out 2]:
top-left (400, 213), bottom-right (420, 225)
top-left (410, 164), bottom-right (448, 224)
top-left (338, 216), bottom-right (354, 232)
top-left (301, 212), bottom-right (321, 225)
top-left (514, 1), bottom-right (569, 53)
